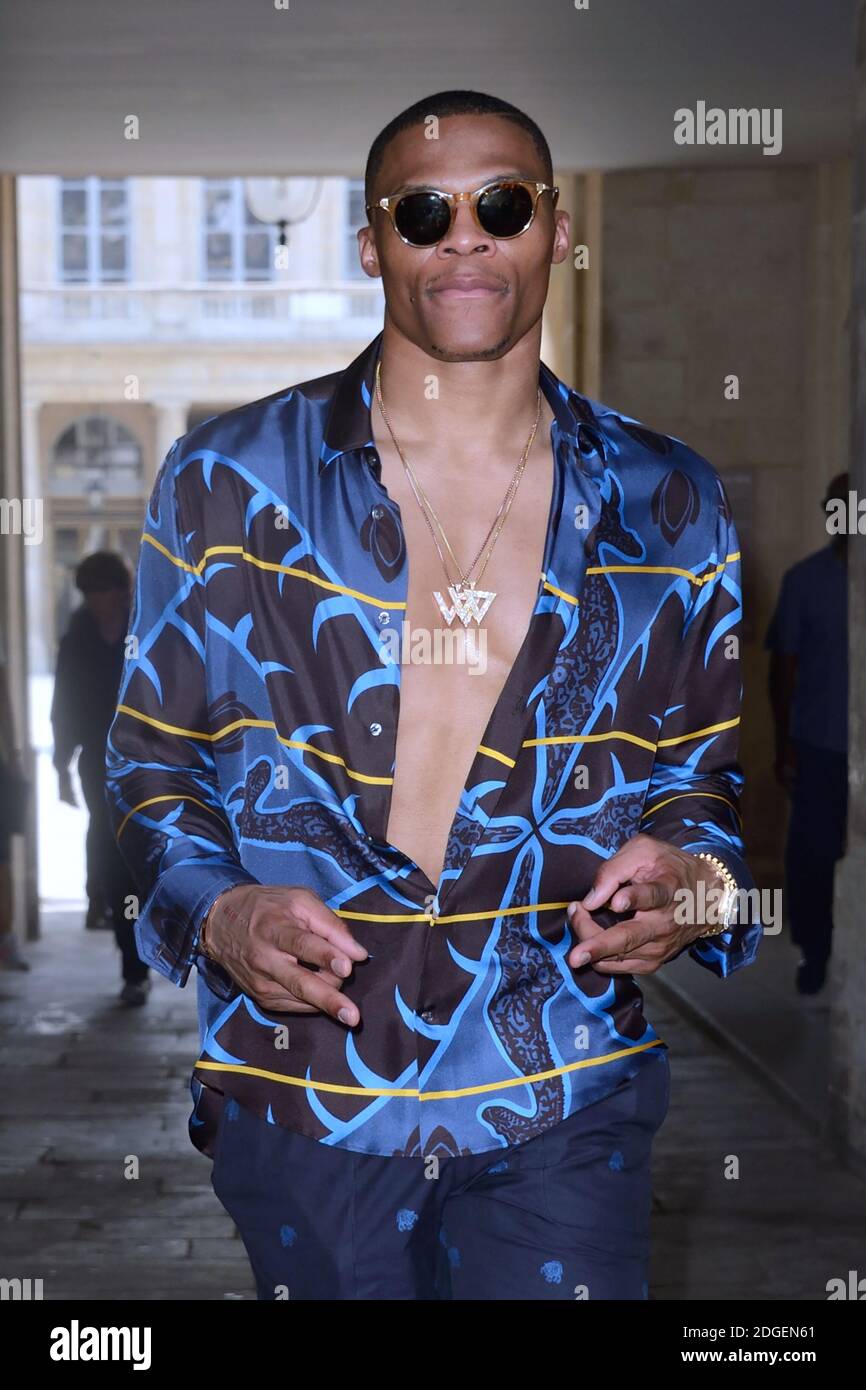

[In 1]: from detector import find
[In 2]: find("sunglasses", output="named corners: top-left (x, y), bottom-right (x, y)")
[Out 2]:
top-left (367, 179), bottom-right (559, 248)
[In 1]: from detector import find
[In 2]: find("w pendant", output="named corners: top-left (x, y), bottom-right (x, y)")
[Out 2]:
top-left (433, 584), bottom-right (496, 627)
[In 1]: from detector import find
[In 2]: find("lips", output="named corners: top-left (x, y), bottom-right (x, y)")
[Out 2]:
top-left (427, 274), bottom-right (507, 298)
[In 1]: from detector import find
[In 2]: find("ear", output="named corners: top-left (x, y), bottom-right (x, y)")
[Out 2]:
top-left (551, 206), bottom-right (571, 266)
top-left (357, 222), bottom-right (382, 280)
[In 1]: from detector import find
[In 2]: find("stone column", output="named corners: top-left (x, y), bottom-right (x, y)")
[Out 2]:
top-left (21, 400), bottom-right (48, 675)
top-left (829, 0), bottom-right (866, 1171)
top-left (153, 400), bottom-right (190, 480)
top-left (0, 175), bottom-right (38, 940)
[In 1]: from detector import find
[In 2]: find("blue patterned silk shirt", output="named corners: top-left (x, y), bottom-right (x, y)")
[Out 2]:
top-left (106, 330), bottom-right (761, 1160)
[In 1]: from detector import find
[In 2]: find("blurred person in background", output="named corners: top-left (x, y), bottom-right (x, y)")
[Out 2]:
top-left (766, 471), bottom-right (849, 996)
top-left (51, 551), bottom-right (150, 1006)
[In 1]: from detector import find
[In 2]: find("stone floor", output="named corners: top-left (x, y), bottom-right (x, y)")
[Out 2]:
top-left (1, 911), bottom-right (864, 1301)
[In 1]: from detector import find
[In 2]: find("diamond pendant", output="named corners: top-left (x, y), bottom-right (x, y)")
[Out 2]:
top-left (433, 584), bottom-right (496, 627)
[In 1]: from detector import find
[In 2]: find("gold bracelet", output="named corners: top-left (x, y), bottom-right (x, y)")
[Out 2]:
top-left (198, 894), bottom-right (226, 960)
top-left (695, 851), bottom-right (738, 937)
top-left (197, 912), bottom-right (213, 959)
top-left (198, 885), bottom-right (244, 960)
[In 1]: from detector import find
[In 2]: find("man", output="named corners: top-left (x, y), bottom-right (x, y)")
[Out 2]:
top-left (52, 551), bottom-right (150, 1005)
top-left (766, 473), bottom-right (849, 996)
top-left (106, 90), bottom-right (761, 1300)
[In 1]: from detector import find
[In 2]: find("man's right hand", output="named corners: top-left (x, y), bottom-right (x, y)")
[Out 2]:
top-left (199, 885), bottom-right (367, 1027)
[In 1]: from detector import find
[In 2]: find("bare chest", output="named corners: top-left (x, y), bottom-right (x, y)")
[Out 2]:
top-left (373, 430), bottom-right (554, 886)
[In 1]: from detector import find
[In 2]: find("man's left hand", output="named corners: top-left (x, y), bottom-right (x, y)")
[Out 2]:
top-left (566, 833), bottom-right (723, 975)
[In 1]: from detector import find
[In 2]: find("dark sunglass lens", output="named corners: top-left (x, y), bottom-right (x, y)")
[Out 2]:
top-left (477, 182), bottom-right (535, 237)
top-left (394, 192), bottom-right (451, 245)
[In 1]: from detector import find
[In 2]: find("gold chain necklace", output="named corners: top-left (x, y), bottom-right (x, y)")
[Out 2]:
top-left (374, 358), bottom-right (541, 628)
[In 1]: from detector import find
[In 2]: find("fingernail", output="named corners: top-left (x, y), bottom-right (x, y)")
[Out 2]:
top-left (612, 893), bottom-right (629, 911)
top-left (331, 956), bottom-right (350, 977)
top-left (566, 902), bottom-right (577, 917)
top-left (573, 950), bottom-right (592, 967)
top-left (583, 887), bottom-right (602, 907)
top-left (338, 1007), bottom-right (355, 1025)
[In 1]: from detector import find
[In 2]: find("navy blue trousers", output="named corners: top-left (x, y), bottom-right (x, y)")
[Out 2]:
top-left (209, 1050), bottom-right (671, 1301)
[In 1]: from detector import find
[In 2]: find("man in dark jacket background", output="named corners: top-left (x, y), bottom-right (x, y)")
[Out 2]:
top-left (51, 551), bottom-right (150, 1005)
top-left (766, 472), bottom-right (849, 996)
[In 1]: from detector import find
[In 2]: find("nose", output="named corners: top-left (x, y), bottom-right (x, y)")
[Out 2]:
top-left (435, 195), bottom-right (494, 256)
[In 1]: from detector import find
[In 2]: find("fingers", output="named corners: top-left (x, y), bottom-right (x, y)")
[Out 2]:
top-left (566, 901), bottom-right (664, 971)
top-left (208, 885), bottom-right (366, 1026)
top-left (592, 956), bottom-right (662, 976)
top-left (260, 952), bottom-right (361, 1026)
top-left (271, 919), bottom-right (356, 979)
top-left (285, 889), bottom-right (369, 962)
top-left (567, 903), bottom-right (609, 946)
top-left (605, 878), bottom-right (675, 915)
top-left (578, 836), bottom-right (652, 910)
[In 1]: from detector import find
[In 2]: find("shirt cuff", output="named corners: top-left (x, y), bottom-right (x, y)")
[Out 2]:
top-left (135, 858), bottom-right (259, 998)
top-left (681, 839), bottom-right (763, 977)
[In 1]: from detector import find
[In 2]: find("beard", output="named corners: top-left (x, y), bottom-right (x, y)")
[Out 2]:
top-left (424, 333), bottom-right (513, 362)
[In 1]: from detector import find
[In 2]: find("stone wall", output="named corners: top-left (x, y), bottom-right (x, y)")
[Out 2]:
top-left (830, 0), bottom-right (866, 1169)
top-left (600, 162), bottom-right (852, 882)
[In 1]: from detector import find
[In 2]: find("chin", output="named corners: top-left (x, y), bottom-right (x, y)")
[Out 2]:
top-left (425, 333), bottom-right (513, 362)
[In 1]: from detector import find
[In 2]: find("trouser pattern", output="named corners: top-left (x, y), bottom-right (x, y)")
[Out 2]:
top-left (209, 1049), bottom-right (671, 1301)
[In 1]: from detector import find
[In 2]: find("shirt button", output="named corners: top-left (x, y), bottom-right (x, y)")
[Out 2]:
top-left (419, 1008), bottom-right (436, 1025)
top-left (377, 610), bottom-right (390, 626)
top-left (371, 506), bottom-right (385, 520)
top-left (369, 722), bottom-right (382, 737)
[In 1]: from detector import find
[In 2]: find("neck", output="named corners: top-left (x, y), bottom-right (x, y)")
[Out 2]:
top-left (376, 318), bottom-right (546, 455)
top-left (97, 612), bottom-right (126, 641)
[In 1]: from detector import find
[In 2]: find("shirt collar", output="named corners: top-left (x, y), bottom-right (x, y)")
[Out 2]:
top-left (318, 330), bottom-right (607, 474)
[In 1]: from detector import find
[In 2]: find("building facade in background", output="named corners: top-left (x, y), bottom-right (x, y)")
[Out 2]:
top-left (18, 175), bottom-right (385, 674)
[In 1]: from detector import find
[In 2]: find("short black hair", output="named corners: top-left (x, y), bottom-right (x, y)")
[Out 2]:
top-left (364, 90), bottom-right (553, 207)
top-left (823, 471), bottom-right (850, 509)
top-left (75, 550), bottom-right (131, 595)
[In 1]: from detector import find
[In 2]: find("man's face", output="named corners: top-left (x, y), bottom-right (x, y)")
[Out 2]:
top-left (358, 114), bottom-right (570, 362)
top-left (85, 587), bottom-right (130, 625)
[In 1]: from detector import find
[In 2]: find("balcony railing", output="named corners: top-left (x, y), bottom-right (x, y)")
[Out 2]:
top-left (20, 282), bottom-right (386, 343)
